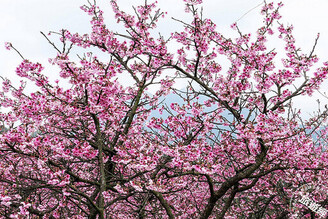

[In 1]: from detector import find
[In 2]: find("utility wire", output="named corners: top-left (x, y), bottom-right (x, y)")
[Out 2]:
top-left (235, 1), bottom-right (265, 23)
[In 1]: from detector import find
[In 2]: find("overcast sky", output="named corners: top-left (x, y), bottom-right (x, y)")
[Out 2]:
top-left (1, 0), bottom-right (328, 116)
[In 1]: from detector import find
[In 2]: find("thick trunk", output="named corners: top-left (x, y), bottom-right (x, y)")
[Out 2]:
top-left (91, 113), bottom-right (106, 219)
top-left (200, 139), bottom-right (268, 218)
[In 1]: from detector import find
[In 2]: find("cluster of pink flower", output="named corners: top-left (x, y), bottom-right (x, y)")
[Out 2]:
top-left (1, 1), bottom-right (328, 218)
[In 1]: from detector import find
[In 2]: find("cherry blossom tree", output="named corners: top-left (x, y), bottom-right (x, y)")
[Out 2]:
top-left (1, 0), bottom-right (328, 218)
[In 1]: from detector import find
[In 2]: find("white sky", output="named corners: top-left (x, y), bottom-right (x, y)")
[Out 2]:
top-left (1, 0), bottom-right (328, 116)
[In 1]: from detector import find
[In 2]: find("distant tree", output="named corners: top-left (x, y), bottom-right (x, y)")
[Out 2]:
top-left (1, 0), bottom-right (328, 218)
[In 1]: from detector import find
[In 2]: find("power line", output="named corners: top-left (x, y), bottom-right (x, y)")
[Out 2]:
top-left (235, 1), bottom-right (265, 23)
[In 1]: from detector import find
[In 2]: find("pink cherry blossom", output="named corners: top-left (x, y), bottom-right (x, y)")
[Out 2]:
top-left (1, 1), bottom-right (328, 218)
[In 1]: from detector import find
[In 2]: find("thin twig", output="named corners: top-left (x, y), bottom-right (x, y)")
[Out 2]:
top-left (9, 44), bottom-right (25, 60)
top-left (40, 31), bottom-right (61, 54)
